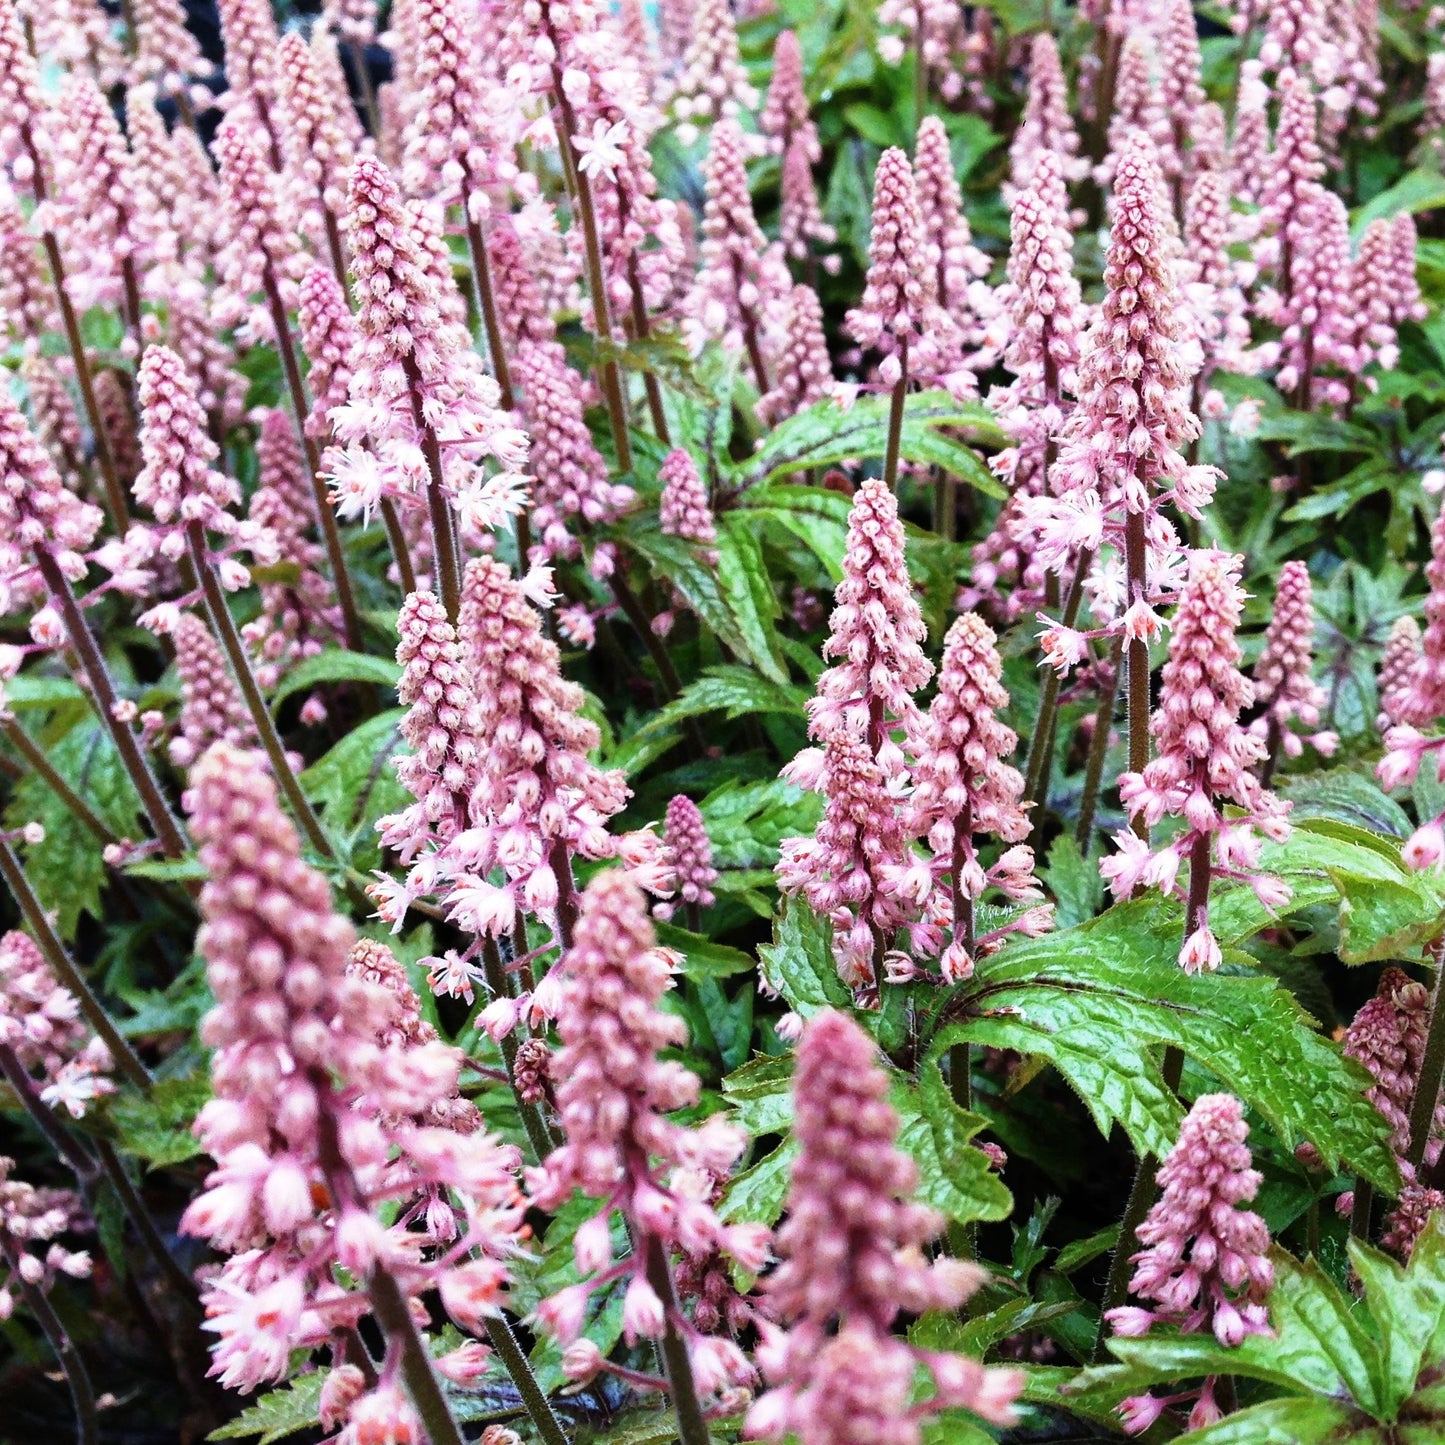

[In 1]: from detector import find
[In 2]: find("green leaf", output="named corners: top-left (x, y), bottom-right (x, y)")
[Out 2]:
top-left (950, 910), bottom-right (1399, 1189)
top-left (756, 898), bottom-right (852, 1016)
top-left (299, 708), bottom-right (410, 871)
top-left (1278, 771), bottom-right (1412, 838)
top-left (653, 920), bottom-right (756, 978)
top-left (208, 1374), bottom-right (324, 1443)
top-left (719, 1139), bottom-right (798, 1226)
top-left (109, 1074), bottom-right (212, 1168)
top-left (720, 1054), bottom-right (795, 1135)
top-left (1177, 1398), bottom-right (1363, 1444)
top-left (7, 721), bottom-right (144, 939)
top-left (716, 512), bottom-right (791, 684)
top-left (732, 391), bottom-right (1005, 493)
top-left (741, 484), bottom-right (852, 582)
top-left (1042, 835), bottom-right (1103, 929)
top-left (896, 1055), bottom-right (1013, 1226)
top-left (270, 650), bottom-right (401, 709)
top-left (1353, 169), bottom-right (1445, 233)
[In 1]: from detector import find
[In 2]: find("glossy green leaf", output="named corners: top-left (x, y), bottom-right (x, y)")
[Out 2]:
top-left (270, 649), bottom-right (401, 708)
top-left (209, 1374), bottom-right (324, 1443)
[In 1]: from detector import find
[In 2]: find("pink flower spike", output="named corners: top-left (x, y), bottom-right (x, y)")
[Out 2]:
top-left (658, 449), bottom-right (718, 566)
top-left (1377, 616), bottom-right (1422, 732)
top-left (1107, 1093), bottom-right (1273, 1350)
top-left (748, 1010), bottom-right (1021, 1444)
top-left (662, 796), bottom-right (717, 914)
top-left (1251, 561), bottom-right (1333, 765)
top-left (168, 612), bottom-right (256, 768)
top-left (757, 284), bottom-right (833, 429)
top-left (1107, 552), bottom-right (1290, 960)
top-left (805, 477), bottom-right (932, 767)
top-left (1008, 33), bottom-right (1083, 192)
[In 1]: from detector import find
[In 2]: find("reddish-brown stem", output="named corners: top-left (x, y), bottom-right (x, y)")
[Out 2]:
top-left (1, 716), bottom-right (119, 847)
top-left (1075, 639), bottom-right (1124, 851)
top-left (1124, 503), bottom-right (1150, 839)
top-left (35, 550), bottom-right (186, 857)
top-left (460, 193), bottom-right (515, 411)
top-left (262, 266), bottom-right (365, 650)
top-left (379, 496), bottom-right (418, 597)
top-left (186, 522), bottom-right (337, 863)
top-left (400, 352), bottom-right (463, 620)
top-left (882, 339), bottom-right (909, 493)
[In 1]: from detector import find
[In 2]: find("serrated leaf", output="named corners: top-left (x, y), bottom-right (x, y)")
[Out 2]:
top-left (1082, 1249), bottom-right (1387, 1415)
top-left (299, 708), bottom-right (409, 871)
top-left (756, 898), bottom-right (852, 1015)
top-left (1177, 1398), bottom-right (1362, 1444)
top-left (720, 1054), bottom-right (794, 1135)
top-left (7, 721), bottom-right (144, 939)
top-left (741, 484), bottom-right (852, 581)
top-left (1279, 772), bottom-right (1412, 837)
top-left (731, 390), bottom-right (1005, 492)
top-left (626, 529), bottom-right (759, 669)
top-left (719, 1139), bottom-right (798, 1226)
top-left (270, 650), bottom-right (401, 708)
top-left (1042, 835), bottom-right (1103, 929)
top-left (1349, 1218), bottom-right (1445, 1417)
top-left (208, 1373), bottom-right (324, 1443)
top-left (110, 1074), bottom-right (212, 1168)
top-left (895, 1056), bottom-right (1013, 1226)
top-left (949, 910), bottom-right (1399, 1189)
top-left (716, 512), bottom-right (791, 684)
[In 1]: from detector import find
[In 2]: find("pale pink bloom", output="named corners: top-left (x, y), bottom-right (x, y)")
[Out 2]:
top-left (297, 264), bottom-right (359, 443)
top-left (662, 0), bottom-right (758, 136)
top-left (907, 613), bottom-right (1043, 972)
top-left (0, 0), bottom-right (45, 189)
top-left (459, 557), bottom-right (630, 936)
top-left (805, 479), bottom-right (932, 767)
top-left (876, 0), bottom-right (976, 107)
top-left (757, 285), bottom-right (834, 429)
top-left (747, 1010), bottom-right (1021, 1445)
top-left (1158, 0), bottom-right (1207, 184)
top-left (276, 30), bottom-right (357, 263)
top-left (1008, 34), bottom-right (1085, 192)
top-left (0, 930), bottom-right (113, 1114)
top-left (215, 0), bottom-right (285, 161)
top-left (400, 0), bottom-right (517, 207)
top-left (0, 1156), bottom-right (90, 1320)
top-left (684, 119), bottom-right (790, 375)
top-left (778, 133), bottom-right (837, 272)
top-left (211, 117), bottom-right (305, 341)
top-left (776, 725), bottom-right (921, 993)
top-left (1273, 187), bottom-right (1355, 409)
top-left (658, 449), bottom-right (718, 566)
top-left (513, 337), bottom-right (631, 560)
top-left (168, 612), bottom-right (256, 768)
top-left (1377, 615), bottom-right (1422, 732)
top-left (334, 157), bottom-right (525, 539)
top-left (1106, 553), bottom-right (1291, 962)
top-left (759, 31), bottom-right (817, 162)
top-left (1106, 1093), bottom-right (1273, 1349)
top-left (1099, 35), bottom-right (1173, 187)
top-left (662, 796), bottom-right (718, 913)
top-left (488, 221), bottom-right (558, 349)
top-left (0, 191), bottom-right (59, 349)
top-left (529, 872), bottom-right (758, 1385)
top-left (1250, 561), bottom-right (1335, 762)
top-left (181, 743), bottom-right (525, 1407)
top-left (1258, 0), bottom-right (1337, 89)
top-left (1256, 72), bottom-right (1325, 307)
top-left (1389, 500), bottom-right (1445, 728)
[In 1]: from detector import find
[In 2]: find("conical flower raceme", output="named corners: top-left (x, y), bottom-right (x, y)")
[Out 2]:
top-left (327, 157), bottom-right (529, 533)
top-left (804, 478), bottom-right (932, 772)
top-left (168, 611), bottom-right (256, 768)
top-left (658, 448), bottom-right (718, 566)
top-left (1249, 561), bottom-right (1337, 764)
top-left (1101, 552), bottom-right (1291, 973)
top-left (181, 742), bottom-right (527, 1408)
top-left (746, 1010), bottom-right (1022, 1445)
top-left (658, 795), bottom-right (717, 918)
top-left (1023, 134), bottom-right (1212, 661)
top-left (528, 870), bottom-right (762, 1397)
top-left (1108, 1094), bottom-right (1273, 1432)
top-left (905, 613), bottom-right (1049, 982)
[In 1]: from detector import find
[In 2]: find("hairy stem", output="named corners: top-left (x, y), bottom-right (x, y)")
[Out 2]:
top-left (483, 1313), bottom-right (571, 1445)
top-left (462, 199), bottom-right (516, 411)
top-left (369, 1265), bottom-right (465, 1445)
top-left (40, 233), bottom-right (131, 536)
top-left (401, 352), bottom-right (463, 621)
top-left (1024, 551), bottom-right (1093, 822)
top-left (380, 497), bottom-right (419, 597)
top-left (644, 1235), bottom-right (712, 1445)
top-left (1075, 641), bottom-right (1123, 851)
top-left (1124, 506), bottom-right (1150, 840)
top-left (0, 837), bottom-right (151, 1090)
top-left (187, 523), bottom-right (337, 864)
top-left (10, 1245), bottom-right (98, 1445)
top-left (36, 550), bottom-right (187, 857)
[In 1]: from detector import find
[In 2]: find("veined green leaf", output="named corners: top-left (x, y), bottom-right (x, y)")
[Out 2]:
top-left (270, 650), bottom-right (401, 708)
top-left (208, 1374), bottom-right (324, 1443)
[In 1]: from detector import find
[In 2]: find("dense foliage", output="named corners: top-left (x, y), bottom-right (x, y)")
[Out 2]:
top-left (6, 1), bottom-right (1445, 1444)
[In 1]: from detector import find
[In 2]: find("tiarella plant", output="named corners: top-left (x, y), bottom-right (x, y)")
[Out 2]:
top-left (3, 3), bottom-right (1445, 1445)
